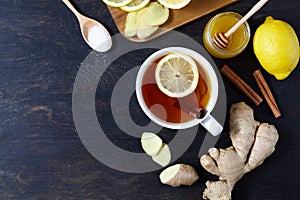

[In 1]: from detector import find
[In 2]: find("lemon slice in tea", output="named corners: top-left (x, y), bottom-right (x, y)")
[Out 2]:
top-left (155, 53), bottom-right (199, 98)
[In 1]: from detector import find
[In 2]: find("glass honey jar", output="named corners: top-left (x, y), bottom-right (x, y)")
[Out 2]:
top-left (203, 12), bottom-right (251, 59)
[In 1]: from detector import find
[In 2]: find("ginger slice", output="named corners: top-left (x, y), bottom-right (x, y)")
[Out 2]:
top-left (124, 2), bottom-right (169, 39)
top-left (136, 7), bottom-right (158, 39)
top-left (136, 22), bottom-right (159, 40)
top-left (152, 143), bottom-right (171, 167)
top-left (124, 12), bottom-right (137, 37)
top-left (143, 2), bottom-right (169, 26)
top-left (140, 132), bottom-right (171, 166)
top-left (159, 164), bottom-right (199, 187)
top-left (141, 132), bottom-right (163, 156)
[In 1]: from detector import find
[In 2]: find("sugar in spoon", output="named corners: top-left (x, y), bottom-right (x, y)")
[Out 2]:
top-left (62, 0), bottom-right (112, 52)
top-left (214, 0), bottom-right (268, 49)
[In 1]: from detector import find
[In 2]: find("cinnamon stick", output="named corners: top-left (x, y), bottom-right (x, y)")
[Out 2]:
top-left (221, 65), bottom-right (263, 106)
top-left (253, 69), bottom-right (281, 118)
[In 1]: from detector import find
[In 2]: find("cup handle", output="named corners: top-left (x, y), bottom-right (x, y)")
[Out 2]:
top-left (200, 114), bottom-right (223, 136)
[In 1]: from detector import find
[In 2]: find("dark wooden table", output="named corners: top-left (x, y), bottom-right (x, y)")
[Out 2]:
top-left (1, 0), bottom-right (299, 199)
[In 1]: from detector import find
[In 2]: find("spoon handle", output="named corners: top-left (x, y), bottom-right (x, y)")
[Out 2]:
top-left (62, 0), bottom-right (82, 20)
top-left (225, 0), bottom-right (268, 38)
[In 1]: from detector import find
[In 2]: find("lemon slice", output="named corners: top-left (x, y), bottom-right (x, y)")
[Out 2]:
top-left (157, 0), bottom-right (191, 9)
top-left (120, 0), bottom-right (150, 12)
top-left (102, 0), bottom-right (133, 7)
top-left (155, 53), bottom-right (199, 98)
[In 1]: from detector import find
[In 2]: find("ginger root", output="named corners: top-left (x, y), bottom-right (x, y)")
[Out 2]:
top-left (159, 164), bottom-right (199, 187)
top-left (200, 102), bottom-right (279, 200)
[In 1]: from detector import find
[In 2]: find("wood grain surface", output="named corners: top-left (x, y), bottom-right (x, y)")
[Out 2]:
top-left (0, 0), bottom-right (299, 199)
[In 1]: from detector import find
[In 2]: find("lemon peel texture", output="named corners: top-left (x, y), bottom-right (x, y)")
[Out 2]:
top-left (253, 16), bottom-right (299, 80)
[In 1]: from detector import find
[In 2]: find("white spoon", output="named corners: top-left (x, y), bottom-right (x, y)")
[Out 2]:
top-left (62, 0), bottom-right (112, 52)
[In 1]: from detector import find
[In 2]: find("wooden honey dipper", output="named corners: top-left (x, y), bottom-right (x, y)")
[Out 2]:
top-left (214, 0), bottom-right (269, 49)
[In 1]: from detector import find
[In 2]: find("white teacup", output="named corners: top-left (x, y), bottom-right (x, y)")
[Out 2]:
top-left (135, 47), bottom-right (222, 136)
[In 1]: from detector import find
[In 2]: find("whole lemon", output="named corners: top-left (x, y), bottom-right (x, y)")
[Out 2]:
top-left (253, 16), bottom-right (299, 80)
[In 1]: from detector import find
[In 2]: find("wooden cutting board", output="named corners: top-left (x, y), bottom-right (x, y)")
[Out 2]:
top-left (107, 0), bottom-right (238, 42)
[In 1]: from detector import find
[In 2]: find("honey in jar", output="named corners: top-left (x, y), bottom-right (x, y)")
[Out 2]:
top-left (203, 12), bottom-right (251, 59)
